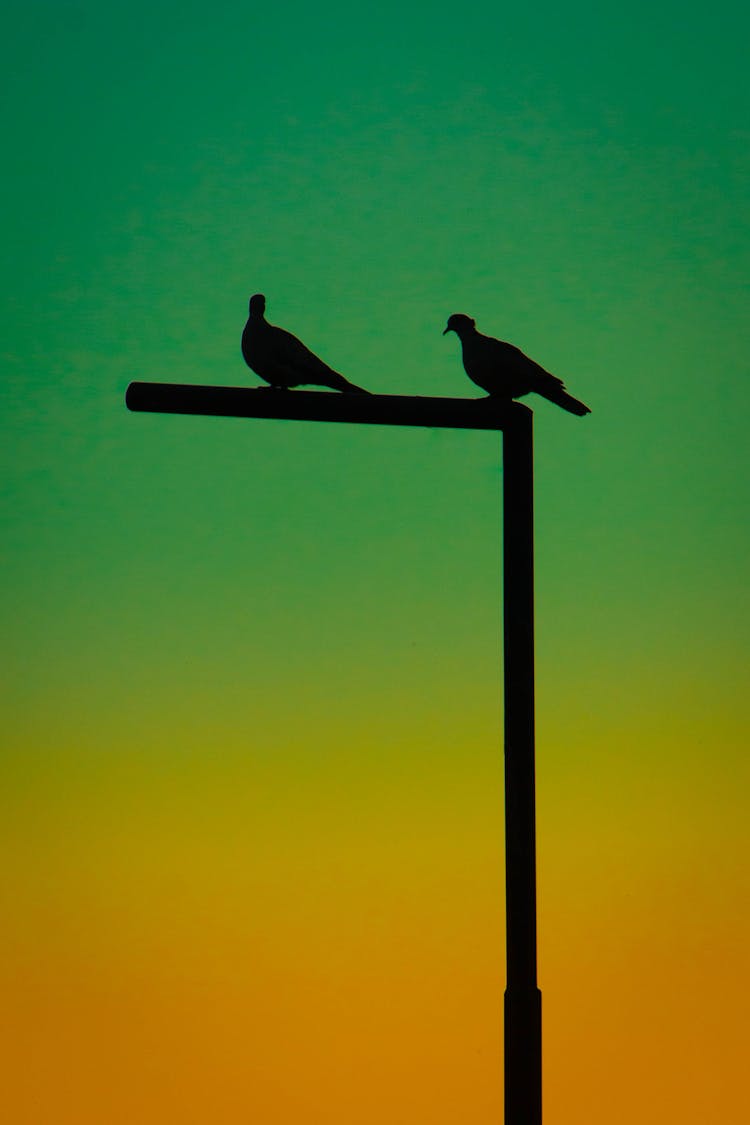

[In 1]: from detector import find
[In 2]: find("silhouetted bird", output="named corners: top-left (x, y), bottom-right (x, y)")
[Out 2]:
top-left (242, 294), bottom-right (370, 393)
top-left (443, 313), bottom-right (590, 415)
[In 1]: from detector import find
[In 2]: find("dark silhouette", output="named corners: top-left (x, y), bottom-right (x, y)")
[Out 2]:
top-left (126, 382), bottom-right (520, 429)
top-left (443, 313), bottom-right (590, 415)
top-left (242, 294), bottom-right (370, 393)
top-left (127, 375), bottom-right (559, 1125)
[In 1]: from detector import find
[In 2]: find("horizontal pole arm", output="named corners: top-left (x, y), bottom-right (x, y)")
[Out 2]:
top-left (125, 382), bottom-right (526, 431)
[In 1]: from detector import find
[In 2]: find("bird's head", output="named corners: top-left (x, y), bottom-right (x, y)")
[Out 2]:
top-left (443, 313), bottom-right (475, 337)
top-left (249, 293), bottom-right (267, 316)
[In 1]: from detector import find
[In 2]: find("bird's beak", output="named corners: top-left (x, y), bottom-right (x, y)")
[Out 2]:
top-left (442, 326), bottom-right (450, 335)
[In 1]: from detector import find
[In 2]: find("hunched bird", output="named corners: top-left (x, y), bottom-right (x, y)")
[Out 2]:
top-left (242, 294), bottom-right (370, 393)
top-left (443, 313), bottom-right (590, 416)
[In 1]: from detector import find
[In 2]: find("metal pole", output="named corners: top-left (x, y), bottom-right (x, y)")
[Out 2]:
top-left (125, 384), bottom-right (544, 1120)
top-left (502, 405), bottom-right (542, 1124)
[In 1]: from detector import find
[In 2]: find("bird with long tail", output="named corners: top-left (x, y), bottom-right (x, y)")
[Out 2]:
top-left (443, 313), bottom-right (590, 415)
top-left (242, 294), bottom-right (370, 393)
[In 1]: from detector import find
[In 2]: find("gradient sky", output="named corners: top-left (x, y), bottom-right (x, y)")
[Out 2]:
top-left (2, 2), bottom-right (749, 1122)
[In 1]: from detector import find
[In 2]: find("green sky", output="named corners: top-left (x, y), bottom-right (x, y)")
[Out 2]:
top-left (5, 0), bottom-right (747, 745)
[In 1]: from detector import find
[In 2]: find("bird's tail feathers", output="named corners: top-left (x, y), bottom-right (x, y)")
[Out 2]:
top-left (327, 373), bottom-right (372, 394)
top-left (543, 386), bottom-right (591, 415)
top-left (532, 369), bottom-right (589, 415)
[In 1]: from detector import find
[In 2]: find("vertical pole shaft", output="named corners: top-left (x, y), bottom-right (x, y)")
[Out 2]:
top-left (502, 406), bottom-right (542, 1125)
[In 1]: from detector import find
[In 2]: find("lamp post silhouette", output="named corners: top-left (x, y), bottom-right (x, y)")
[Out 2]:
top-left (126, 382), bottom-right (542, 1125)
